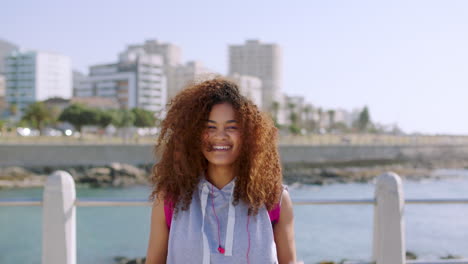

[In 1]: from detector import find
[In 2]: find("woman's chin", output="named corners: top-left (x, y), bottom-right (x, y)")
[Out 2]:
top-left (207, 159), bottom-right (236, 167)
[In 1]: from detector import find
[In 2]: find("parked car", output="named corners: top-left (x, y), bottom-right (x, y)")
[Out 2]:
top-left (42, 128), bottom-right (63, 137)
top-left (16, 127), bottom-right (40, 136)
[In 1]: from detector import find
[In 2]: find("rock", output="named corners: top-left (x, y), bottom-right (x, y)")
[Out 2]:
top-left (109, 163), bottom-right (141, 177)
top-left (114, 256), bottom-right (128, 263)
top-left (320, 168), bottom-right (341, 178)
top-left (66, 168), bottom-right (85, 180)
top-left (114, 256), bottom-right (146, 264)
top-left (80, 167), bottom-right (113, 187)
top-left (440, 254), bottom-right (463, 259)
top-left (69, 163), bottom-right (150, 187)
top-left (109, 163), bottom-right (148, 184)
top-left (111, 176), bottom-right (137, 187)
top-left (0, 167), bottom-right (46, 188)
top-left (87, 167), bottom-right (112, 178)
top-left (406, 250), bottom-right (418, 260)
top-left (0, 166), bottom-right (36, 180)
top-left (127, 258), bottom-right (145, 264)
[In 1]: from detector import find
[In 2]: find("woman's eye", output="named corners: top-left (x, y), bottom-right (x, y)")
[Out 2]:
top-left (227, 126), bottom-right (238, 130)
top-left (207, 126), bottom-right (216, 129)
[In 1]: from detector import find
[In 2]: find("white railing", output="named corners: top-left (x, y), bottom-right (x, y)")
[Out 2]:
top-left (1, 171), bottom-right (468, 264)
top-left (343, 261), bottom-right (468, 264)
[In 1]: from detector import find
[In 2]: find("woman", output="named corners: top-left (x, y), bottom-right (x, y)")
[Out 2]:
top-left (146, 77), bottom-right (299, 263)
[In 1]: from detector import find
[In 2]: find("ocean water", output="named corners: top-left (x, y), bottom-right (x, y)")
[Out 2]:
top-left (1, 171), bottom-right (468, 264)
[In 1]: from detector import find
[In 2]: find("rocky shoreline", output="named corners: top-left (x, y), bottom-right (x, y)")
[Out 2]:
top-left (0, 163), bottom-right (152, 189)
top-left (1, 159), bottom-right (468, 189)
top-left (282, 158), bottom-right (468, 186)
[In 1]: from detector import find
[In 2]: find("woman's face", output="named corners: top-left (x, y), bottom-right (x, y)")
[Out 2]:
top-left (202, 102), bottom-right (242, 167)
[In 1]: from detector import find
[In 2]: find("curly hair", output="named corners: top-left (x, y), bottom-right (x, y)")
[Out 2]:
top-left (149, 76), bottom-right (283, 215)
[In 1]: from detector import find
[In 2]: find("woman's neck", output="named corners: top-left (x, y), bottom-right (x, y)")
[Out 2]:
top-left (205, 164), bottom-right (235, 190)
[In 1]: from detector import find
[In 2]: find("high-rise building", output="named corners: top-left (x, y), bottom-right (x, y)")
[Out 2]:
top-left (120, 39), bottom-right (183, 104)
top-left (0, 75), bottom-right (5, 97)
top-left (229, 39), bottom-right (282, 112)
top-left (228, 73), bottom-right (262, 109)
top-left (72, 71), bottom-right (86, 97)
top-left (167, 61), bottom-right (212, 101)
top-left (140, 39), bottom-right (182, 67)
top-left (0, 75), bottom-right (6, 116)
top-left (0, 39), bottom-right (19, 114)
top-left (0, 39), bottom-right (18, 74)
top-left (120, 40), bottom-right (182, 67)
top-left (5, 51), bottom-right (72, 119)
top-left (76, 47), bottom-right (166, 113)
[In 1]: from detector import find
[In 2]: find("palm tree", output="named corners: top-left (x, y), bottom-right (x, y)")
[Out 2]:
top-left (317, 107), bottom-right (323, 132)
top-left (327, 110), bottom-right (336, 132)
top-left (9, 103), bottom-right (18, 116)
top-left (21, 102), bottom-right (52, 135)
top-left (271, 101), bottom-right (280, 126)
top-left (355, 106), bottom-right (371, 132)
top-left (287, 102), bottom-right (296, 126)
top-left (303, 106), bottom-right (311, 132)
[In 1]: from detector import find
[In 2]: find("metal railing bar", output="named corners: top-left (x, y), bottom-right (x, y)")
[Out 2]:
top-left (293, 198), bottom-right (375, 205)
top-left (407, 260), bottom-right (468, 264)
top-left (0, 198), bottom-right (42, 207)
top-left (75, 198), bottom-right (150, 207)
top-left (1, 198), bottom-right (468, 207)
top-left (343, 260), bottom-right (468, 264)
top-left (406, 199), bottom-right (468, 204)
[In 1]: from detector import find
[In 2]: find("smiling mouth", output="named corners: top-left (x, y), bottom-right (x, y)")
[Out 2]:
top-left (211, 145), bottom-right (232, 151)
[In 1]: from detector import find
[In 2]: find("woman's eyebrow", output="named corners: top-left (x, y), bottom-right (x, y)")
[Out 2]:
top-left (206, 120), bottom-right (238, 124)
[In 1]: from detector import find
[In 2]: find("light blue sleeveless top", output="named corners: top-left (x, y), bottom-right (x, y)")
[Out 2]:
top-left (166, 176), bottom-right (284, 263)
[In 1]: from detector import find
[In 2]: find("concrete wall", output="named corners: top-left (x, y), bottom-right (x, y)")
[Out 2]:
top-left (279, 144), bottom-right (468, 163)
top-left (0, 144), bottom-right (155, 167)
top-left (1, 144), bottom-right (468, 167)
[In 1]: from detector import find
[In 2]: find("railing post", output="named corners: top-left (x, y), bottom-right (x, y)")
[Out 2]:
top-left (372, 172), bottom-right (406, 264)
top-left (42, 170), bottom-right (76, 264)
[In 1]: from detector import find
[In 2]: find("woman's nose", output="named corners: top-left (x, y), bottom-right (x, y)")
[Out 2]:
top-left (213, 129), bottom-right (228, 139)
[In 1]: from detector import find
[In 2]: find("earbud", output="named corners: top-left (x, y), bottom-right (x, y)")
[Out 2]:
top-left (218, 246), bottom-right (225, 254)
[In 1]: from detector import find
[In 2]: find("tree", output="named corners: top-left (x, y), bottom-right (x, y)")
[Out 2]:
top-left (47, 106), bottom-right (63, 127)
top-left (112, 109), bottom-right (135, 128)
top-left (96, 110), bottom-right (114, 129)
top-left (355, 106), bottom-right (372, 132)
top-left (330, 122), bottom-right (349, 133)
top-left (59, 104), bottom-right (99, 133)
top-left (131, 108), bottom-right (156, 127)
top-left (111, 109), bottom-right (136, 143)
top-left (289, 124), bottom-right (301, 134)
top-left (317, 107), bottom-right (324, 133)
top-left (289, 112), bottom-right (297, 125)
top-left (303, 106), bottom-right (311, 124)
top-left (327, 110), bottom-right (336, 131)
top-left (21, 102), bottom-right (52, 134)
top-left (271, 101), bottom-right (280, 127)
top-left (287, 103), bottom-right (301, 135)
top-left (9, 103), bottom-right (18, 116)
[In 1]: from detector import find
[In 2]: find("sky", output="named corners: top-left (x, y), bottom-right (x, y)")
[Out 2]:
top-left (2, 0), bottom-right (468, 135)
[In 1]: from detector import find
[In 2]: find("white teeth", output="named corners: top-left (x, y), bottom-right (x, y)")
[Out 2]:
top-left (213, 146), bottom-right (231, 150)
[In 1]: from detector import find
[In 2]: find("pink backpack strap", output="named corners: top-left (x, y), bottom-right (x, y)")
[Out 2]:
top-left (268, 202), bottom-right (281, 225)
top-left (164, 198), bottom-right (174, 229)
top-left (268, 185), bottom-right (288, 226)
